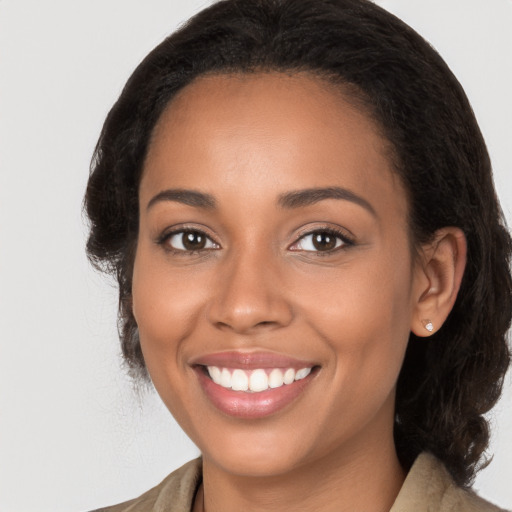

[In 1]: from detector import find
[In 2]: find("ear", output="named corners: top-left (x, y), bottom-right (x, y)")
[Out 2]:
top-left (411, 227), bottom-right (467, 337)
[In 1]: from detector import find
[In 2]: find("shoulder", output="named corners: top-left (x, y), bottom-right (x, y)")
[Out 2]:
top-left (391, 452), bottom-right (509, 512)
top-left (88, 458), bottom-right (202, 512)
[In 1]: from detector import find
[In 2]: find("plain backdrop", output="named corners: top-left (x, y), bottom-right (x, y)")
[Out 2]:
top-left (0, 1), bottom-right (511, 511)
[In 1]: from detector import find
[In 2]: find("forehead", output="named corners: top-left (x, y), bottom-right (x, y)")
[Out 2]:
top-left (142, 72), bottom-right (407, 219)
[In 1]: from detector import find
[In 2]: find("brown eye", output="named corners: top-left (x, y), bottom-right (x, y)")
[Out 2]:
top-left (290, 229), bottom-right (350, 253)
top-left (166, 230), bottom-right (218, 252)
top-left (312, 232), bottom-right (337, 251)
top-left (182, 231), bottom-right (206, 250)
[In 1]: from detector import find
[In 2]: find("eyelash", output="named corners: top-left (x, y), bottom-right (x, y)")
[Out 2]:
top-left (157, 228), bottom-right (219, 255)
top-left (289, 227), bottom-right (355, 255)
top-left (157, 226), bottom-right (355, 255)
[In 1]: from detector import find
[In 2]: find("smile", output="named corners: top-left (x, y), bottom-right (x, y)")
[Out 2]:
top-left (192, 352), bottom-right (318, 419)
top-left (207, 366), bottom-right (313, 392)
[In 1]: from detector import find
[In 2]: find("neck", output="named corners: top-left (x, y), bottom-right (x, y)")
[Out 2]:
top-left (196, 425), bottom-right (405, 512)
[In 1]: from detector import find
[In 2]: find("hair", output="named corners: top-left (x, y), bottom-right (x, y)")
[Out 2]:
top-left (84, 0), bottom-right (511, 487)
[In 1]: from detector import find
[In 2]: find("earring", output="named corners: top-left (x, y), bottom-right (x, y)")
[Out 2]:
top-left (422, 320), bottom-right (434, 333)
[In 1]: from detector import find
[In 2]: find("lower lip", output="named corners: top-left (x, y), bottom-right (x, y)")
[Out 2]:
top-left (195, 367), bottom-right (315, 419)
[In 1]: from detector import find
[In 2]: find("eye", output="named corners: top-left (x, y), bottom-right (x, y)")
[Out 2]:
top-left (290, 229), bottom-right (352, 253)
top-left (163, 230), bottom-right (219, 252)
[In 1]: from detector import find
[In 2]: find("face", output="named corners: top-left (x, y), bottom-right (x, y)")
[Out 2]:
top-left (133, 73), bottom-right (423, 477)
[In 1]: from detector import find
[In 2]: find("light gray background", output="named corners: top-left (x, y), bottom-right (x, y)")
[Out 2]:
top-left (0, 1), bottom-right (511, 511)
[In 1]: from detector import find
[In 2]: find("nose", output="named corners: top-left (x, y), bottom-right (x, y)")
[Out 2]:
top-left (207, 248), bottom-right (294, 334)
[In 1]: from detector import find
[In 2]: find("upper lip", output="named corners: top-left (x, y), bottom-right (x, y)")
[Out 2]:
top-left (190, 351), bottom-right (318, 370)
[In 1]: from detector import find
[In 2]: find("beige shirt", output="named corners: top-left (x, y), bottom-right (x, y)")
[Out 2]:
top-left (91, 453), bottom-right (508, 512)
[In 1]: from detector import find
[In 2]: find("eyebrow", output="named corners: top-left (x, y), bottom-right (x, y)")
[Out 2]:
top-left (146, 186), bottom-right (376, 217)
top-left (147, 189), bottom-right (216, 211)
top-left (278, 187), bottom-right (377, 217)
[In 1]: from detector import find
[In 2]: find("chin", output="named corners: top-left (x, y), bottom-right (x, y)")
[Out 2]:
top-left (206, 444), bottom-right (308, 478)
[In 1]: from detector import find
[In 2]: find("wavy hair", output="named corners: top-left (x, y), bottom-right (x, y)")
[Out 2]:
top-left (84, 0), bottom-right (512, 486)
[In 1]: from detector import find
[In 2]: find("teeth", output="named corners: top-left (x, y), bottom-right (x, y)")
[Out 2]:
top-left (295, 367), bottom-right (312, 380)
top-left (231, 369), bottom-right (249, 391)
top-left (249, 369), bottom-right (268, 392)
top-left (220, 368), bottom-right (231, 388)
top-left (283, 368), bottom-right (295, 385)
top-left (269, 368), bottom-right (284, 388)
top-left (208, 366), bottom-right (222, 385)
top-left (206, 366), bottom-right (312, 393)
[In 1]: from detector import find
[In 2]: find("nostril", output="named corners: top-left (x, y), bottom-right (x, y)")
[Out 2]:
top-left (214, 321), bottom-right (232, 330)
top-left (214, 319), bottom-right (276, 331)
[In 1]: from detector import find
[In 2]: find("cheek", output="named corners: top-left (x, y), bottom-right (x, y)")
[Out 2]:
top-left (131, 245), bottom-right (208, 369)
top-left (300, 251), bottom-right (412, 334)
top-left (131, 246), bottom-right (208, 430)
top-left (294, 249), bottom-right (414, 387)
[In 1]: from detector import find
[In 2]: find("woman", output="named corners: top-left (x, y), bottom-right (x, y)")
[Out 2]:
top-left (85, 0), bottom-right (512, 510)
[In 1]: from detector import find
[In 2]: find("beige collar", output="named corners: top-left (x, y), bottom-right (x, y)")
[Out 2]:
top-left (98, 452), bottom-right (506, 511)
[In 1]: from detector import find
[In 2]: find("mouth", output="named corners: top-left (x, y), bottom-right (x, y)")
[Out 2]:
top-left (205, 365), bottom-right (313, 392)
top-left (192, 352), bottom-right (319, 419)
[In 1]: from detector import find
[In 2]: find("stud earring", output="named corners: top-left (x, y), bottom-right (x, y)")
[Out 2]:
top-left (422, 320), bottom-right (434, 333)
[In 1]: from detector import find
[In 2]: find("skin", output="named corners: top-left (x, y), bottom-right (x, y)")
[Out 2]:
top-left (132, 73), bottom-right (466, 512)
